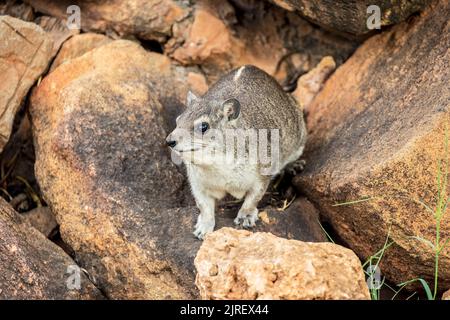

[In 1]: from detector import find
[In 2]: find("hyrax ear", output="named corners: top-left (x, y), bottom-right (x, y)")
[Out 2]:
top-left (222, 98), bottom-right (241, 121)
top-left (186, 90), bottom-right (198, 107)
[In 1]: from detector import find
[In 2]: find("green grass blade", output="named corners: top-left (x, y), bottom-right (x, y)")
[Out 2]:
top-left (332, 196), bottom-right (378, 207)
top-left (397, 278), bottom-right (433, 300)
top-left (438, 238), bottom-right (450, 255)
top-left (408, 236), bottom-right (436, 250)
top-left (317, 219), bottom-right (335, 243)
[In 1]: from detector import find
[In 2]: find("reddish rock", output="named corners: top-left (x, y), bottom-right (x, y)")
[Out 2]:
top-left (295, 0), bottom-right (450, 288)
top-left (195, 228), bottom-right (370, 300)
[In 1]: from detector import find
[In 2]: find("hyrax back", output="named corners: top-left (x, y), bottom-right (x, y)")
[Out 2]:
top-left (166, 65), bottom-right (307, 239)
top-left (202, 65), bottom-right (307, 168)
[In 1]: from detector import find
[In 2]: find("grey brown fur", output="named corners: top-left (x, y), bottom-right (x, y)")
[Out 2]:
top-left (166, 65), bottom-right (307, 239)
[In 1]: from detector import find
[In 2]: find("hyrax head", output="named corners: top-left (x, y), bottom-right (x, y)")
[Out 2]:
top-left (165, 89), bottom-right (241, 162)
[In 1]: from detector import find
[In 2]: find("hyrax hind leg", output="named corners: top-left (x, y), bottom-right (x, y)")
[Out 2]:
top-left (234, 178), bottom-right (270, 228)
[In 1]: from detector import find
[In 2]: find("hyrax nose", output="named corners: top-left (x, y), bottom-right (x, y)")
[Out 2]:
top-left (166, 139), bottom-right (177, 148)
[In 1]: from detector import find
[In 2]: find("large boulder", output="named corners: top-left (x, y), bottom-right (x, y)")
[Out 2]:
top-left (295, 0), bottom-right (450, 288)
top-left (270, 0), bottom-right (429, 37)
top-left (24, 0), bottom-right (191, 42)
top-left (0, 198), bottom-right (103, 299)
top-left (195, 228), bottom-right (370, 300)
top-left (30, 40), bottom-right (326, 299)
top-left (0, 15), bottom-right (53, 152)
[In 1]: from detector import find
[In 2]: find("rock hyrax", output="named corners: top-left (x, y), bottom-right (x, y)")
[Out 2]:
top-left (166, 65), bottom-right (306, 239)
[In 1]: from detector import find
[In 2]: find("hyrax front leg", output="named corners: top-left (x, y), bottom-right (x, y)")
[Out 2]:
top-left (191, 186), bottom-right (216, 240)
top-left (234, 178), bottom-right (270, 228)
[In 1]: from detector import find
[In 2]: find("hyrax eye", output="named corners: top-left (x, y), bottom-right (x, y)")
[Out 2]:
top-left (196, 122), bottom-right (209, 134)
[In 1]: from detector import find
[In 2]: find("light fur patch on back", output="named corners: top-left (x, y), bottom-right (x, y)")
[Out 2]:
top-left (233, 66), bottom-right (245, 82)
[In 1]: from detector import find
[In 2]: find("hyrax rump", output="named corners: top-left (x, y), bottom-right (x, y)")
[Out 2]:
top-left (166, 65), bottom-right (307, 239)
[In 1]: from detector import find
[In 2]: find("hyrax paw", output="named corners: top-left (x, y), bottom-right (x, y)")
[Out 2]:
top-left (285, 159), bottom-right (306, 176)
top-left (193, 218), bottom-right (215, 240)
top-left (234, 209), bottom-right (259, 228)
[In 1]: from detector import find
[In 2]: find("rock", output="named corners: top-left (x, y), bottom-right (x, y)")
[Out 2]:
top-left (50, 33), bottom-right (112, 71)
top-left (30, 39), bottom-right (327, 299)
top-left (24, 0), bottom-right (356, 85)
top-left (295, 1), bottom-right (450, 288)
top-left (258, 197), bottom-right (327, 242)
top-left (443, 289), bottom-right (450, 300)
top-left (35, 16), bottom-right (79, 57)
top-left (187, 71), bottom-right (209, 96)
top-left (195, 228), bottom-right (370, 299)
top-left (166, 0), bottom-right (357, 84)
top-left (24, 0), bottom-right (191, 42)
top-left (22, 206), bottom-right (58, 237)
top-left (0, 0), bottom-right (34, 21)
top-left (10, 193), bottom-right (29, 211)
top-left (0, 15), bottom-right (53, 152)
top-left (269, 0), bottom-right (429, 37)
top-left (292, 56), bottom-right (336, 112)
top-left (0, 197), bottom-right (103, 299)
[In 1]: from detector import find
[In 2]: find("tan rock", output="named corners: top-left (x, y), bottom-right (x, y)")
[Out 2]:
top-left (187, 71), bottom-right (209, 96)
top-left (50, 33), bottom-right (112, 71)
top-left (295, 0), bottom-right (450, 288)
top-left (24, 0), bottom-right (191, 41)
top-left (0, 15), bottom-right (53, 152)
top-left (30, 40), bottom-right (319, 299)
top-left (269, 0), bottom-right (429, 37)
top-left (195, 228), bottom-right (370, 300)
top-left (443, 289), bottom-right (450, 300)
top-left (293, 56), bottom-right (336, 112)
top-left (0, 197), bottom-right (103, 299)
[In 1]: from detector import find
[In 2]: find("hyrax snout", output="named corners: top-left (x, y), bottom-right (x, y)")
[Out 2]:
top-left (166, 65), bottom-right (307, 239)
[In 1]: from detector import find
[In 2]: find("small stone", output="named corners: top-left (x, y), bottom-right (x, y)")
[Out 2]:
top-left (293, 56), bottom-right (336, 112)
top-left (22, 206), bottom-right (58, 237)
